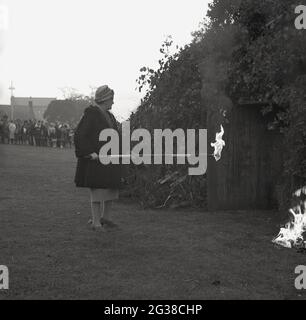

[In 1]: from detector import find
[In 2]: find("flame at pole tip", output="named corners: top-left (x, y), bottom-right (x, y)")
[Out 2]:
top-left (211, 125), bottom-right (225, 162)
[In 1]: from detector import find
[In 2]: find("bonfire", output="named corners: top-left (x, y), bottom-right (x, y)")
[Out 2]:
top-left (273, 186), bottom-right (306, 249)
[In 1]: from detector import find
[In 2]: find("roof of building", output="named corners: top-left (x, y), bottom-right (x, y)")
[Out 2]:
top-left (2, 97), bottom-right (57, 120)
top-left (11, 97), bottom-right (56, 107)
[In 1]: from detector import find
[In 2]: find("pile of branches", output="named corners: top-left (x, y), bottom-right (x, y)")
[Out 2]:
top-left (122, 165), bottom-right (207, 209)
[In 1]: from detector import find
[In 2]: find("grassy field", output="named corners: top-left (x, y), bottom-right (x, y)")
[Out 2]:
top-left (0, 144), bottom-right (305, 300)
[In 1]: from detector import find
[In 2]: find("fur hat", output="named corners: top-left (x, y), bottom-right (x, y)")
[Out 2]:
top-left (95, 85), bottom-right (114, 104)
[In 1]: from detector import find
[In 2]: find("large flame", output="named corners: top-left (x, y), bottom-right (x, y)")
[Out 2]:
top-left (211, 125), bottom-right (225, 161)
top-left (272, 186), bottom-right (306, 249)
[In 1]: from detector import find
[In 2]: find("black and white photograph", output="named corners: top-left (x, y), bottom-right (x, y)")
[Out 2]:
top-left (0, 0), bottom-right (306, 305)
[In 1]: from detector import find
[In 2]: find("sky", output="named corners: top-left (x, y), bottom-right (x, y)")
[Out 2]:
top-left (0, 0), bottom-right (210, 120)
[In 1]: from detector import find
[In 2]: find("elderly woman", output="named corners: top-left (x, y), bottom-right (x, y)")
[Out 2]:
top-left (74, 85), bottom-right (122, 231)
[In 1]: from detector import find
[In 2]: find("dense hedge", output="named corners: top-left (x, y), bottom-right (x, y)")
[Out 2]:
top-left (205, 0), bottom-right (306, 208)
top-left (126, 0), bottom-right (306, 209)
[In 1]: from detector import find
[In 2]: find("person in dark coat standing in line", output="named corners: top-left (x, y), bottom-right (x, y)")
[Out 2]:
top-left (74, 85), bottom-right (122, 231)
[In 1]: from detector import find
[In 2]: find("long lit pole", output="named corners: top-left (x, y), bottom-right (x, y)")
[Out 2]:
top-left (9, 81), bottom-right (15, 120)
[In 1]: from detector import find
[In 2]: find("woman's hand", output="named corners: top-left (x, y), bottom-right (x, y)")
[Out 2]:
top-left (89, 153), bottom-right (99, 161)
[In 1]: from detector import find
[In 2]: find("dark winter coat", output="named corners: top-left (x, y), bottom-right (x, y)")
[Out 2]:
top-left (74, 105), bottom-right (122, 189)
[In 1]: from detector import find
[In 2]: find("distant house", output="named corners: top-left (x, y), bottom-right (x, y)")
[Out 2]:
top-left (0, 104), bottom-right (10, 118)
top-left (10, 97), bottom-right (56, 120)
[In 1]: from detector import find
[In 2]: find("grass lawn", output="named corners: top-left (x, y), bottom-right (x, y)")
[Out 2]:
top-left (0, 144), bottom-right (305, 300)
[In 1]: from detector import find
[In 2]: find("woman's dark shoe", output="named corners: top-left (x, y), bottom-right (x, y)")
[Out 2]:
top-left (91, 225), bottom-right (106, 232)
top-left (88, 219), bottom-right (106, 232)
top-left (100, 218), bottom-right (119, 229)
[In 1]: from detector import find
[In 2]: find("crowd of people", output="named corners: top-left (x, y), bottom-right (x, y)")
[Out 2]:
top-left (0, 114), bottom-right (76, 148)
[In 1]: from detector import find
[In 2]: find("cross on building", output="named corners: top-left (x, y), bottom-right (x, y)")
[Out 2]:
top-left (9, 81), bottom-right (15, 97)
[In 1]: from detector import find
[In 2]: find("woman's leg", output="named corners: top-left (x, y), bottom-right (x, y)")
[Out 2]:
top-left (101, 201), bottom-right (113, 221)
top-left (91, 201), bottom-right (102, 227)
top-left (101, 201), bottom-right (119, 228)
